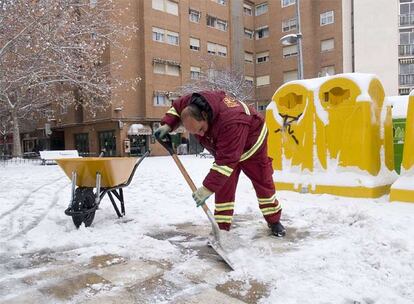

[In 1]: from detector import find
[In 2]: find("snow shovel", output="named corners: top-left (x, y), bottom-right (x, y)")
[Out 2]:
top-left (157, 135), bottom-right (235, 270)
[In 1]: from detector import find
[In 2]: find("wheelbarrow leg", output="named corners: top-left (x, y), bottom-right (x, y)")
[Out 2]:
top-left (95, 172), bottom-right (101, 206)
top-left (108, 189), bottom-right (125, 215)
top-left (107, 191), bottom-right (123, 218)
top-left (70, 171), bottom-right (77, 206)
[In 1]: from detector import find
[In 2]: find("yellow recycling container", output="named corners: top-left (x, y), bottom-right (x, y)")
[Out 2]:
top-left (390, 95), bottom-right (414, 203)
top-left (266, 73), bottom-right (397, 198)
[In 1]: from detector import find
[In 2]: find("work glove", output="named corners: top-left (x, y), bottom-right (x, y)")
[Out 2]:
top-left (154, 124), bottom-right (171, 140)
top-left (192, 186), bottom-right (213, 207)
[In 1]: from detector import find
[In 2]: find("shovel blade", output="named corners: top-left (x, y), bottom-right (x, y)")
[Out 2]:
top-left (208, 239), bottom-right (236, 270)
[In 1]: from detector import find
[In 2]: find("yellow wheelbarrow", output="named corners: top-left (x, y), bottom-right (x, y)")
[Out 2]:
top-left (56, 151), bottom-right (150, 228)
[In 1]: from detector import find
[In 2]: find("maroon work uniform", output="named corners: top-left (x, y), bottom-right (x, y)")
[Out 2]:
top-left (161, 91), bottom-right (282, 230)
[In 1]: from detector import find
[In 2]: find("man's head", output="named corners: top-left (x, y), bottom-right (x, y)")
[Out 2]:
top-left (181, 104), bottom-right (209, 136)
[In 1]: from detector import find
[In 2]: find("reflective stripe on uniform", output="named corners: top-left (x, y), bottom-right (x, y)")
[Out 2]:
top-left (215, 202), bottom-right (235, 212)
top-left (214, 215), bottom-right (233, 223)
top-left (167, 107), bottom-right (180, 117)
top-left (258, 194), bottom-right (276, 205)
top-left (211, 163), bottom-right (233, 177)
top-left (239, 101), bottom-right (251, 115)
top-left (240, 124), bottom-right (268, 161)
top-left (261, 206), bottom-right (281, 216)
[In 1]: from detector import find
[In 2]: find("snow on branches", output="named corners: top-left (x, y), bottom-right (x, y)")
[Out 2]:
top-left (0, 0), bottom-right (138, 156)
top-left (177, 55), bottom-right (254, 102)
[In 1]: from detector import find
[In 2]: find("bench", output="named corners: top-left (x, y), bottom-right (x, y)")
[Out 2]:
top-left (197, 149), bottom-right (213, 158)
top-left (39, 150), bottom-right (80, 165)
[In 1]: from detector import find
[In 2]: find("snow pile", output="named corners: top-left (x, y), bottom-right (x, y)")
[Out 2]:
top-left (386, 95), bottom-right (410, 119)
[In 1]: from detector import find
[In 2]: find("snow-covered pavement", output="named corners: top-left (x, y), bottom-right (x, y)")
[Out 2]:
top-left (0, 156), bottom-right (413, 303)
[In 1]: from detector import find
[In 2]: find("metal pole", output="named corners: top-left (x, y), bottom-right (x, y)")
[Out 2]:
top-left (295, 0), bottom-right (304, 79)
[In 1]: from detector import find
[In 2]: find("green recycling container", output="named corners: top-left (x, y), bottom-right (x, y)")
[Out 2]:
top-left (393, 118), bottom-right (406, 174)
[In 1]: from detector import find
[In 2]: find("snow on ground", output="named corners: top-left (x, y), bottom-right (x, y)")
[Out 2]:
top-left (0, 156), bottom-right (413, 304)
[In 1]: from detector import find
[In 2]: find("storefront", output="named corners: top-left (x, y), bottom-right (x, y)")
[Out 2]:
top-left (127, 124), bottom-right (152, 156)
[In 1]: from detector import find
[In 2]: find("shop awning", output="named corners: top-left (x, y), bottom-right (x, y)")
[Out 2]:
top-left (128, 124), bottom-right (152, 136)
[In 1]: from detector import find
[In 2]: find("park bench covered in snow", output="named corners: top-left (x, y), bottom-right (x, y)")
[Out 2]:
top-left (197, 149), bottom-right (213, 158)
top-left (39, 150), bottom-right (80, 165)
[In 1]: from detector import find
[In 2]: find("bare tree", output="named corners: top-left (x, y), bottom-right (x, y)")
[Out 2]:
top-left (0, 106), bottom-right (11, 155)
top-left (0, 0), bottom-right (138, 156)
top-left (177, 55), bottom-right (254, 102)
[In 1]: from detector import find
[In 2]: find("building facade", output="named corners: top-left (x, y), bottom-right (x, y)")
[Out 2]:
top-left (18, 0), bottom-right (399, 157)
top-left (398, 0), bottom-right (414, 95)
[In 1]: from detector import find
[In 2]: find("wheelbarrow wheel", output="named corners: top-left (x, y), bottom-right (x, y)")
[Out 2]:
top-left (72, 188), bottom-right (96, 228)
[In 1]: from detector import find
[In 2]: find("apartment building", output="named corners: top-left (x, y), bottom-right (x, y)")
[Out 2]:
top-left (398, 0), bottom-right (414, 95)
top-left (17, 0), bottom-right (398, 157)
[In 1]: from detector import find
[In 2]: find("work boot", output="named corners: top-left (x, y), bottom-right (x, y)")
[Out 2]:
top-left (269, 221), bottom-right (286, 237)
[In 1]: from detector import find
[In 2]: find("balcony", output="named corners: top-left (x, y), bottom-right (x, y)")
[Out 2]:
top-left (399, 14), bottom-right (414, 26)
top-left (399, 44), bottom-right (414, 56)
top-left (399, 74), bottom-right (414, 86)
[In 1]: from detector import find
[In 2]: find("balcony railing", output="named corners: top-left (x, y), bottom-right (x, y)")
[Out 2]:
top-left (399, 44), bottom-right (414, 56)
top-left (399, 74), bottom-right (414, 86)
top-left (399, 14), bottom-right (414, 26)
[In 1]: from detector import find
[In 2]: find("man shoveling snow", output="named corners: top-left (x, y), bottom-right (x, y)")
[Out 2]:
top-left (155, 90), bottom-right (286, 237)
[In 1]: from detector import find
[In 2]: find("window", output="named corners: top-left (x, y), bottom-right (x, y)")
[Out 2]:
top-left (207, 42), bottom-right (227, 56)
top-left (207, 42), bottom-right (216, 55)
top-left (255, 3), bottom-right (268, 16)
top-left (283, 45), bottom-right (298, 57)
top-left (320, 66), bottom-right (335, 77)
top-left (255, 26), bottom-right (269, 39)
top-left (245, 76), bottom-right (254, 86)
top-left (399, 62), bottom-right (414, 74)
top-left (208, 69), bottom-right (219, 80)
top-left (243, 3), bottom-right (253, 15)
top-left (320, 11), bottom-right (334, 26)
top-left (281, 0), bottom-right (295, 7)
top-left (400, 1), bottom-right (414, 15)
top-left (400, 30), bottom-right (414, 45)
top-left (190, 37), bottom-right (200, 51)
top-left (207, 15), bottom-right (228, 31)
top-left (256, 51), bottom-right (269, 63)
top-left (152, 27), bottom-right (164, 42)
top-left (245, 52), bottom-right (253, 63)
top-left (153, 94), bottom-right (170, 106)
top-left (98, 131), bottom-right (116, 157)
top-left (166, 65), bottom-right (180, 76)
top-left (256, 75), bottom-right (270, 87)
top-left (190, 66), bottom-right (201, 79)
top-left (217, 19), bottom-right (227, 31)
top-left (216, 44), bottom-right (227, 56)
top-left (282, 18), bottom-right (297, 32)
top-left (153, 62), bottom-right (165, 74)
top-left (74, 133), bottom-right (89, 154)
top-left (60, 103), bottom-right (68, 115)
top-left (152, 0), bottom-right (178, 15)
top-left (189, 9), bottom-right (201, 23)
top-left (212, 0), bottom-right (227, 5)
top-left (258, 103), bottom-right (268, 111)
top-left (166, 31), bottom-right (179, 45)
top-left (244, 28), bottom-right (254, 39)
top-left (283, 70), bottom-right (298, 83)
top-left (153, 62), bottom-right (180, 76)
top-left (152, 27), bottom-right (179, 45)
top-left (321, 38), bottom-right (334, 52)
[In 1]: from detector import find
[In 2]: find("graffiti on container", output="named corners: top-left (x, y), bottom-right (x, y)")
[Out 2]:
top-left (274, 113), bottom-right (302, 145)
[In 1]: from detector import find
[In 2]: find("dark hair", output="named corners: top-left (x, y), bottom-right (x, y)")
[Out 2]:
top-left (189, 93), bottom-right (213, 122)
